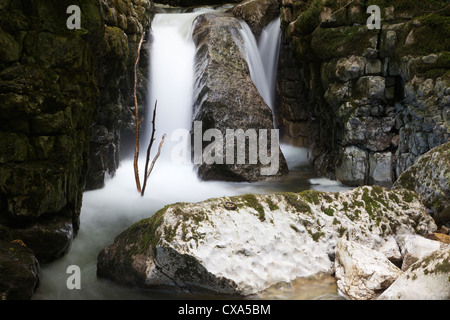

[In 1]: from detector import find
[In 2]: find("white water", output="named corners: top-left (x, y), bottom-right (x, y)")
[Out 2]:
top-left (239, 17), bottom-right (281, 114)
top-left (33, 11), bottom-right (349, 300)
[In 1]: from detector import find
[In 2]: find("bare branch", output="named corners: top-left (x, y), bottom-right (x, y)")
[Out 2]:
top-left (141, 133), bottom-right (166, 196)
top-left (132, 31), bottom-right (146, 193)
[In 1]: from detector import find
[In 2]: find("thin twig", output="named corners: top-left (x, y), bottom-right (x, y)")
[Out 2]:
top-left (141, 133), bottom-right (166, 196)
top-left (132, 31), bottom-right (146, 193)
top-left (141, 100), bottom-right (158, 196)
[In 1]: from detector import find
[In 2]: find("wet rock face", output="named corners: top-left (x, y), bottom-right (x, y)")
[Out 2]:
top-left (0, 0), bottom-right (101, 261)
top-left (277, 0), bottom-right (450, 187)
top-left (232, 0), bottom-right (280, 38)
top-left (0, 240), bottom-right (41, 300)
top-left (86, 0), bottom-right (153, 190)
top-left (0, 0), bottom-right (152, 263)
top-left (191, 12), bottom-right (288, 182)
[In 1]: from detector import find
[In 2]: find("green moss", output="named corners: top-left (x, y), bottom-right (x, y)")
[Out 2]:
top-left (283, 192), bottom-right (312, 214)
top-left (240, 194), bottom-right (266, 222)
top-left (396, 13), bottom-right (450, 58)
top-left (401, 189), bottom-right (416, 203)
top-left (361, 187), bottom-right (383, 219)
top-left (300, 190), bottom-right (322, 205)
top-left (337, 226), bottom-right (347, 238)
top-left (310, 230), bottom-right (325, 242)
top-left (292, 0), bottom-right (323, 36)
top-left (311, 25), bottom-right (377, 61)
top-left (323, 207), bottom-right (335, 216)
top-left (267, 198), bottom-right (279, 211)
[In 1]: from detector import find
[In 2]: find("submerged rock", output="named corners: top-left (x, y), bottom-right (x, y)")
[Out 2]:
top-left (97, 186), bottom-right (436, 296)
top-left (191, 12), bottom-right (288, 182)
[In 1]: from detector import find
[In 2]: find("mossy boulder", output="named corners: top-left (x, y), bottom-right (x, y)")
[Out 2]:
top-left (96, 186), bottom-right (436, 296)
top-left (393, 142), bottom-right (450, 226)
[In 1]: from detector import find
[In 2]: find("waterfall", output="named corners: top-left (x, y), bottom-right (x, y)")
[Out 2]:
top-left (239, 17), bottom-right (281, 115)
top-left (33, 11), bottom-right (348, 300)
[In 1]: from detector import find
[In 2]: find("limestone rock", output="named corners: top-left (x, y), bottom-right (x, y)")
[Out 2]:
top-left (97, 186), bottom-right (436, 296)
top-left (396, 234), bottom-right (449, 271)
top-left (335, 56), bottom-right (366, 82)
top-left (335, 239), bottom-right (402, 300)
top-left (378, 247), bottom-right (450, 300)
top-left (336, 146), bottom-right (368, 186)
top-left (393, 142), bottom-right (450, 225)
top-left (379, 237), bottom-right (402, 266)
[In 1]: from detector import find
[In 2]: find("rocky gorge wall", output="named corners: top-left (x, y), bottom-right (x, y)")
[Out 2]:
top-left (277, 0), bottom-right (450, 188)
top-left (0, 0), bottom-right (153, 265)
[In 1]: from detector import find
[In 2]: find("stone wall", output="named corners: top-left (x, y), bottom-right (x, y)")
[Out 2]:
top-left (277, 0), bottom-right (450, 188)
top-left (0, 0), bottom-right (152, 263)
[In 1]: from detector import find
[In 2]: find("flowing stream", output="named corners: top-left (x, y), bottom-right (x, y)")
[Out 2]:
top-left (33, 9), bottom-right (349, 300)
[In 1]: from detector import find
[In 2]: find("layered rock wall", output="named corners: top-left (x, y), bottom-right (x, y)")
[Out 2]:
top-left (0, 0), bottom-right (152, 263)
top-left (277, 0), bottom-right (450, 187)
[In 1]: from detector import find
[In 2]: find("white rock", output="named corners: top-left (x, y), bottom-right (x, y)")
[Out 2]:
top-left (378, 247), bottom-right (450, 300)
top-left (97, 187), bottom-right (437, 296)
top-left (379, 236), bottom-right (402, 265)
top-left (396, 234), bottom-right (448, 271)
top-left (335, 239), bottom-right (403, 300)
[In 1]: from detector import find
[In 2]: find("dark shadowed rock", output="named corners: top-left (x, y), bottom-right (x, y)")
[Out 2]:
top-left (0, 240), bottom-right (40, 300)
top-left (191, 12), bottom-right (288, 182)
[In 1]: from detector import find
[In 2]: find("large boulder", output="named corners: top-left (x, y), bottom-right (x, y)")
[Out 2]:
top-left (393, 142), bottom-right (450, 225)
top-left (191, 12), bottom-right (288, 182)
top-left (97, 186), bottom-right (436, 296)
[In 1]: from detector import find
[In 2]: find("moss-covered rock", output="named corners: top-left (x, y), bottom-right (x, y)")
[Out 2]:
top-left (96, 185), bottom-right (436, 296)
top-left (0, 0), bottom-right (152, 268)
top-left (393, 142), bottom-right (450, 225)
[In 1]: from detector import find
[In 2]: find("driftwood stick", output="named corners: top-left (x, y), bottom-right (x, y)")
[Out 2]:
top-left (141, 100), bottom-right (158, 196)
top-left (132, 31), bottom-right (146, 193)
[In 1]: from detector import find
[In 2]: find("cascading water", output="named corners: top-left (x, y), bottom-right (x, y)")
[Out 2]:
top-left (33, 9), bottom-right (348, 300)
top-left (239, 17), bottom-right (281, 115)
